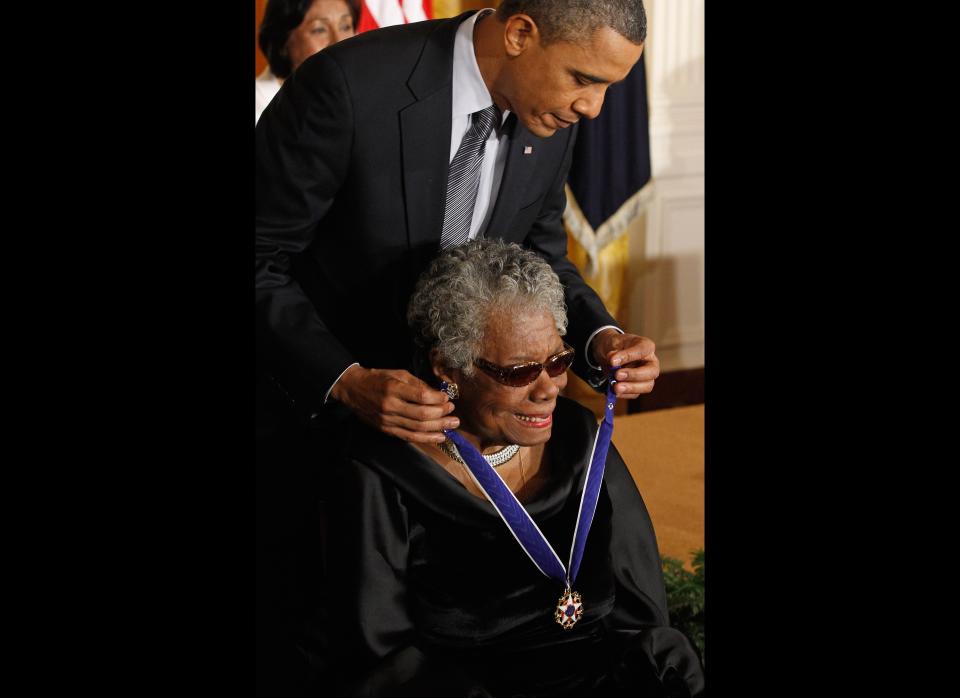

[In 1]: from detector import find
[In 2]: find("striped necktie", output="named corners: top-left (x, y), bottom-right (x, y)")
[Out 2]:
top-left (440, 105), bottom-right (500, 249)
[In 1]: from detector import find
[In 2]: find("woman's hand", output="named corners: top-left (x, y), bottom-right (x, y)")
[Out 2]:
top-left (330, 365), bottom-right (460, 443)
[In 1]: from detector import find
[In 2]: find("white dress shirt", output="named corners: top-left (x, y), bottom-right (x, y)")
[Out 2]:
top-left (255, 67), bottom-right (282, 125)
top-left (449, 8), bottom-right (510, 240)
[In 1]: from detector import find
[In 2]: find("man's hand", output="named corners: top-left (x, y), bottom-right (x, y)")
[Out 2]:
top-left (329, 365), bottom-right (459, 443)
top-left (591, 329), bottom-right (660, 399)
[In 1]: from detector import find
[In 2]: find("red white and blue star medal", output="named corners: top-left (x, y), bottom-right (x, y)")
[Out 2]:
top-left (555, 587), bottom-right (583, 629)
top-left (441, 375), bottom-right (618, 631)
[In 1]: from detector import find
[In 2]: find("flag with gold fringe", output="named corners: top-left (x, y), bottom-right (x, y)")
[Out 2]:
top-left (563, 54), bottom-right (653, 415)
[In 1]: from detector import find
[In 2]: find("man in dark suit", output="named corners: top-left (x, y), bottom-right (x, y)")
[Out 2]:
top-left (255, 1), bottom-right (655, 692)
top-left (256, 0), bottom-right (657, 442)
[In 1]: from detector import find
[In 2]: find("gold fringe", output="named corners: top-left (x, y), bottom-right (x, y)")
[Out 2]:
top-left (563, 181), bottom-right (654, 276)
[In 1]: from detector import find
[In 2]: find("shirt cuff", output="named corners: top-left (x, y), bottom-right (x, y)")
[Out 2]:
top-left (323, 362), bottom-right (360, 404)
top-left (584, 325), bottom-right (623, 370)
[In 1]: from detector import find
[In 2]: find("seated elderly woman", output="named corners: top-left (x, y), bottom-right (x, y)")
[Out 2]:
top-left (325, 240), bottom-right (704, 697)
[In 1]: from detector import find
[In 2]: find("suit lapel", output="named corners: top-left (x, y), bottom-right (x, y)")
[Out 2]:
top-left (400, 13), bottom-right (474, 251)
top-left (485, 116), bottom-right (542, 241)
top-left (400, 13), bottom-right (550, 250)
top-left (401, 90), bottom-right (451, 251)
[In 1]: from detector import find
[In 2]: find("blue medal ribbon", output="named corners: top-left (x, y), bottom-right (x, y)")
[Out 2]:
top-left (442, 375), bottom-right (618, 592)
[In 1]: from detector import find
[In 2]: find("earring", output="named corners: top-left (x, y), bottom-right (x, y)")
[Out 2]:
top-left (439, 380), bottom-right (459, 400)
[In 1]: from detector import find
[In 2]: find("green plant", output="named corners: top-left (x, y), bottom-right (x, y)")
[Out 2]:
top-left (661, 549), bottom-right (704, 664)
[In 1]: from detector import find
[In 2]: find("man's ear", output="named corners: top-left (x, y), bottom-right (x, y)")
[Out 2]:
top-left (503, 14), bottom-right (540, 57)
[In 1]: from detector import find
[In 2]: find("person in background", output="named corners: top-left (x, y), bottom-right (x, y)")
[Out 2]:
top-left (256, 0), bottom-right (358, 123)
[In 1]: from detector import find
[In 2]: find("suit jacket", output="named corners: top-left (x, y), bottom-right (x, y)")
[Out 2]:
top-left (255, 11), bottom-right (617, 416)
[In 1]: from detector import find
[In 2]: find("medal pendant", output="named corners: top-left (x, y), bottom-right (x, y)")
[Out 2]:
top-left (554, 587), bottom-right (583, 630)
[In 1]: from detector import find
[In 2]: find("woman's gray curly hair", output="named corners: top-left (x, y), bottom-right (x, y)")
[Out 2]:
top-left (407, 239), bottom-right (568, 377)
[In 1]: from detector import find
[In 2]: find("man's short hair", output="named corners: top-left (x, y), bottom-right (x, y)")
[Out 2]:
top-left (496, 0), bottom-right (647, 46)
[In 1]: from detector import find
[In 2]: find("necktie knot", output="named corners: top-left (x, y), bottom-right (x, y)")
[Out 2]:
top-left (440, 104), bottom-right (501, 250)
top-left (473, 105), bottom-right (499, 140)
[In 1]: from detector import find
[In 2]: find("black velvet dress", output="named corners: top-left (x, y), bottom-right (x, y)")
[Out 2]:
top-left (324, 397), bottom-right (704, 697)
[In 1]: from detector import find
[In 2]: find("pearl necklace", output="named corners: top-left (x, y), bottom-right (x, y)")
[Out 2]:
top-left (439, 440), bottom-right (519, 468)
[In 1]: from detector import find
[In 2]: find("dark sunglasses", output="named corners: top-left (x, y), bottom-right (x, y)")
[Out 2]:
top-left (473, 343), bottom-right (576, 387)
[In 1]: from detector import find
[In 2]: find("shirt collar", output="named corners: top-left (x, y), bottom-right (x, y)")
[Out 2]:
top-left (452, 9), bottom-right (510, 126)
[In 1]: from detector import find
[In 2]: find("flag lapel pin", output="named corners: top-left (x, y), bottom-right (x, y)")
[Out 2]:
top-left (523, 145), bottom-right (533, 155)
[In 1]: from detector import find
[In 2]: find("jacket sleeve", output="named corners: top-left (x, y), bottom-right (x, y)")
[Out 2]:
top-left (255, 51), bottom-right (358, 401)
top-left (521, 123), bottom-right (619, 384)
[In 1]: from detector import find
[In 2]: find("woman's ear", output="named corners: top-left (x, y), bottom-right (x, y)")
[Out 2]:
top-left (429, 348), bottom-right (458, 385)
